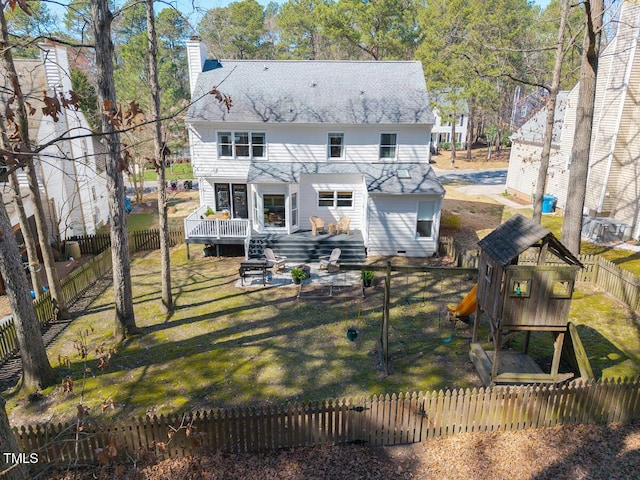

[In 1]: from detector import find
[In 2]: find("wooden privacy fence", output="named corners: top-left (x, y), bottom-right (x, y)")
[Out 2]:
top-left (13, 377), bottom-right (640, 464)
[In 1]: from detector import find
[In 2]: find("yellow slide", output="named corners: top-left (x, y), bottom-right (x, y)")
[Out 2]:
top-left (447, 284), bottom-right (478, 318)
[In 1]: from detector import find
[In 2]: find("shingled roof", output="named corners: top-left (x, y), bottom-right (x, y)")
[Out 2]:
top-left (247, 161), bottom-right (444, 195)
top-left (477, 214), bottom-right (582, 267)
top-left (510, 91), bottom-right (569, 145)
top-left (186, 60), bottom-right (435, 125)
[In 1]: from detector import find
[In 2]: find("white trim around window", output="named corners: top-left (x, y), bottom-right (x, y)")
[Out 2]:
top-left (217, 131), bottom-right (266, 159)
top-left (416, 200), bottom-right (435, 239)
top-left (379, 133), bottom-right (397, 160)
top-left (318, 190), bottom-right (353, 208)
top-left (327, 132), bottom-right (345, 159)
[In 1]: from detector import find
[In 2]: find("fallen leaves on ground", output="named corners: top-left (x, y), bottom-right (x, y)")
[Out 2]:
top-left (43, 420), bottom-right (640, 480)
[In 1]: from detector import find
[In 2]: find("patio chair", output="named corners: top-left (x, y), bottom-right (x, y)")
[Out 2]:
top-left (263, 248), bottom-right (286, 273)
top-left (310, 216), bottom-right (326, 236)
top-left (336, 216), bottom-right (351, 235)
top-left (319, 248), bottom-right (341, 272)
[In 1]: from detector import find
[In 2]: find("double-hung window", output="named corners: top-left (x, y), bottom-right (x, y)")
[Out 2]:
top-left (416, 200), bottom-right (435, 238)
top-left (379, 133), bottom-right (397, 159)
top-left (328, 133), bottom-right (344, 159)
top-left (218, 131), bottom-right (266, 159)
top-left (318, 191), bottom-right (353, 207)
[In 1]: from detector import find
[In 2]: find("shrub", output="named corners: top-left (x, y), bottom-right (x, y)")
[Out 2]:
top-left (440, 214), bottom-right (461, 230)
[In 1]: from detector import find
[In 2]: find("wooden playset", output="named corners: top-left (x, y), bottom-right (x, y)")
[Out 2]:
top-left (470, 214), bottom-right (593, 386)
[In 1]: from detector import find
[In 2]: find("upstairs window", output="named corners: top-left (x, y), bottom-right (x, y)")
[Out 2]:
top-left (218, 131), bottom-right (266, 159)
top-left (328, 133), bottom-right (344, 158)
top-left (379, 133), bottom-right (397, 159)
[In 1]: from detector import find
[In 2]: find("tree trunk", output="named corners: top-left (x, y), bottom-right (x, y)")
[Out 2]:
top-left (0, 6), bottom-right (69, 320)
top-left (0, 193), bottom-right (55, 391)
top-left (0, 110), bottom-right (43, 299)
top-left (533, 0), bottom-right (570, 224)
top-left (146, 0), bottom-right (173, 313)
top-left (91, 0), bottom-right (139, 339)
top-left (562, 0), bottom-right (604, 255)
top-left (450, 115), bottom-right (457, 165)
top-left (0, 397), bottom-right (30, 480)
top-left (9, 171), bottom-right (43, 298)
top-left (466, 105), bottom-right (474, 161)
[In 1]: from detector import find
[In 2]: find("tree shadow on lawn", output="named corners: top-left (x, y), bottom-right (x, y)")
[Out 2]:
top-left (94, 307), bottom-right (385, 413)
top-left (136, 288), bottom-right (300, 334)
top-left (574, 324), bottom-right (640, 378)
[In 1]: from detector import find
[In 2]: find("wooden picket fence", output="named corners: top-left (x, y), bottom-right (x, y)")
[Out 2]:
top-left (0, 250), bottom-right (113, 365)
top-left (0, 228), bottom-right (185, 365)
top-left (71, 228), bottom-right (185, 256)
top-left (129, 228), bottom-right (184, 253)
top-left (445, 236), bottom-right (640, 311)
top-left (69, 233), bottom-right (111, 255)
top-left (12, 377), bottom-right (640, 463)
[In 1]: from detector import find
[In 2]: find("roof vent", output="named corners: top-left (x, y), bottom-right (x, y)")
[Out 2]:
top-left (311, 81), bottom-right (317, 87)
top-left (264, 65), bottom-right (269, 71)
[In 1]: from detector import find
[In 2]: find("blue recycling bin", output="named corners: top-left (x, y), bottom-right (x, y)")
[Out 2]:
top-left (542, 195), bottom-right (557, 213)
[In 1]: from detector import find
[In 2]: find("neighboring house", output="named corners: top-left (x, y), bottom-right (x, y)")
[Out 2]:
top-left (506, 0), bottom-right (640, 240)
top-left (505, 91), bottom-right (570, 201)
top-left (184, 38), bottom-right (445, 257)
top-left (509, 86), bottom-right (550, 132)
top-left (429, 99), bottom-right (469, 151)
top-left (0, 43), bottom-right (109, 243)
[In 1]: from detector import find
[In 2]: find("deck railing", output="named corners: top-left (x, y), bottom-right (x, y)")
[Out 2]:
top-left (183, 205), bottom-right (251, 240)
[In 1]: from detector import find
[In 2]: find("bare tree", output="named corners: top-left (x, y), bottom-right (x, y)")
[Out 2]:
top-left (146, 0), bottom-right (173, 312)
top-left (0, 115), bottom-right (44, 298)
top-left (562, 0), bottom-right (604, 254)
top-left (91, 0), bottom-right (139, 339)
top-left (0, 4), bottom-right (70, 320)
top-left (532, 0), bottom-right (572, 224)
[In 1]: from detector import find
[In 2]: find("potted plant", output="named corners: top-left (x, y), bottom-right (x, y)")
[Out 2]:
top-left (290, 267), bottom-right (308, 285)
top-left (361, 270), bottom-right (375, 288)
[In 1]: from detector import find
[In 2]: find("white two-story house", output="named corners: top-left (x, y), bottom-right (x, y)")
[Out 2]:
top-left (1, 43), bottom-right (109, 242)
top-left (184, 38), bottom-right (445, 259)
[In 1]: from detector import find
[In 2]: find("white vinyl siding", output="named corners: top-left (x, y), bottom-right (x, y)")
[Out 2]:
top-left (612, 40), bottom-right (640, 227)
top-left (189, 124), bottom-right (430, 171)
top-left (367, 195), bottom-right (442, 257)
top-left (299, 174), bottom-right (363, 231)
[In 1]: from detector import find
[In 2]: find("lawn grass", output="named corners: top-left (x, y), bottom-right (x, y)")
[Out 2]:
top-left (7, 246), bottom-right (640, 427)
top-left (139, 163), bottom-right (193, 182)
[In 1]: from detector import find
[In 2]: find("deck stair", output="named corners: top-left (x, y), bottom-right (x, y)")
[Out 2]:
top-left (249, 230), bottom-right (366, 264)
